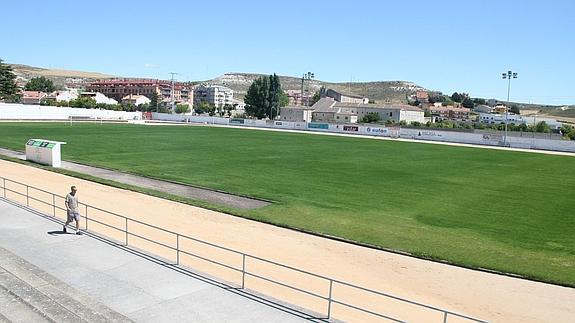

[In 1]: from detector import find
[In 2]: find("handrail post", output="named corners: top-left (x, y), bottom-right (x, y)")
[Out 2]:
top-left (26, 185), bottom-right (29, 206)
top-left (85, 205), bottom-right (89, 230)
top-left (241, 254), bottom-right (246, 289)
top-left (52, 194), bottom-right (56, 216)
top-left (176, 234), bottom-right (180, 265)
top-left (125, 218), bottom-right (128, 246)
top-left (443, 312), bottom-right (448, 323)
top-left (327, 279), bottom-right (334, 320)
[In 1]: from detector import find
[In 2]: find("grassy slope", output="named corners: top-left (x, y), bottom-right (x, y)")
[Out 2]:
top-left (0, 122), bottom-right (573, 285)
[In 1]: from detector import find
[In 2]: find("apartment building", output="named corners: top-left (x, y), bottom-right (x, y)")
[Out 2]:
top-left (86, 79), bottom-right (193, 105)
top-left (193, 85), bottom-right (234, 108)
top-left (427, 105), bottom-right (471, 121)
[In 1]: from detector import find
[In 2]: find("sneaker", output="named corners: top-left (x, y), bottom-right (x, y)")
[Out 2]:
top-left (76, 231), bottom-right (82, 235)
top-left (63, 226), bottom-right (67, 233)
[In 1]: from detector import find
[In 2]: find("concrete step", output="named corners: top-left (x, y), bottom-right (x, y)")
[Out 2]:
top-left (0, 247), bottom-right (131, 323)
top-left (0, 282), bottom-right (53, 323)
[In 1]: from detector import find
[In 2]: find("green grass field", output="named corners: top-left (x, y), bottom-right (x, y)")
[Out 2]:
top-left (0, 122), bottom-right (573, 285)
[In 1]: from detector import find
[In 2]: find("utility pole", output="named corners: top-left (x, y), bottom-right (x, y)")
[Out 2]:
top-left (169, 72), bottom-right (178, 113)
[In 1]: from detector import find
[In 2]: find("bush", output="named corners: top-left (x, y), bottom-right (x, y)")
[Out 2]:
top-left (535, 121), bottom-right (550, 133)
top-left (70, 97), bottom-right (97, 109)
top-left (175, 104), bottom-right (190, 114)
top-left (361, 112), bottom-right (381, 123)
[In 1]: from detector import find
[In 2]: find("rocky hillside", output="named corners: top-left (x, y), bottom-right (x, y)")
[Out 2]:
top-left (204, 73), bottom-right (427, 103)
top-left (10, 64), bottom-right (114, 89)
top-left (10, 64), bottom-right (426, 103)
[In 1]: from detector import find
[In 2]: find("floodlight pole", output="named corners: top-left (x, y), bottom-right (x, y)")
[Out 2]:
top-left (301, 72), bottom-right (315, 106)
top-left (502, 70), bottom-right (518, 146)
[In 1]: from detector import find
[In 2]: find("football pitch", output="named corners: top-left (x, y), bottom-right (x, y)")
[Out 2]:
top-left (0, 122), bottom-right (573, 286)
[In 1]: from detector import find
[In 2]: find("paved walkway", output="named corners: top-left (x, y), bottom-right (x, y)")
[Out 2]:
top-left (0, 148), bottom-right (270, 210)
top-left (0, 199), bottom-right (314, 323)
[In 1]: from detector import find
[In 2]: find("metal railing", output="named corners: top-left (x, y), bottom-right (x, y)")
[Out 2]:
top-left (0, 176), bottom-right (487, 323)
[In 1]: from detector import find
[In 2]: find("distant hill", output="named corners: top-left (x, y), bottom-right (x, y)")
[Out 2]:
top-left (10, 65), bottom-right (424, 103)
top-left (203, 73), bottom-right (427, 103)
top-left (10, 64), bottom-right (115, 89)
top-left (11, 64), bottom-right (569, 114)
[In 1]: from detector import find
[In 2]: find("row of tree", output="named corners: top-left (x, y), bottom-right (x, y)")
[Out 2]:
top-left (39, 96), bottom-right (161, 112)
top-left (244, 74), bottom-right (289, 119)
top-left (360, 112), bottom-right (562, 134)
top-left (0, 59), bottom-right (60, 102)
top-left (405, 120), bottom-right (555, 133)
top-left (427, 92), bottom-right (521, 114)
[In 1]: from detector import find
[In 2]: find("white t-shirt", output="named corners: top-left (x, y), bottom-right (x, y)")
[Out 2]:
top-left (66, 193), bottom-right (78, 211)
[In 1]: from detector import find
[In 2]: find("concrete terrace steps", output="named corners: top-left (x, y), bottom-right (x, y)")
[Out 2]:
top-left (0, 246), bottom-right (131, 323)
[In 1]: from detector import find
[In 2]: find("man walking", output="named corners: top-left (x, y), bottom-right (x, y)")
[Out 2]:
top-left (64, 186), bottom-right (82, 235)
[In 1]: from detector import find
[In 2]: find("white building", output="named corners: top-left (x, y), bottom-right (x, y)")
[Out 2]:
top-left (325, 99), bottom-right (424, 124)
top-left (473, 104), bottom-right (495, 113)
top-left (80, 92), bottom-right (118, 105)
top-left (122, 94), bottom-right (151, 106)
top-left (231, 99), bottom-right (246, 115)
top-left (193, 85), bottom-right (234, 108)
top-left (279, 106), bottom-right (315, 122)
top-left (479, 113), bottom-right (562, 130)
top-left (285, 98), bottom-right (425, 124)
top-left (54, 89), bottom-right (79, 102)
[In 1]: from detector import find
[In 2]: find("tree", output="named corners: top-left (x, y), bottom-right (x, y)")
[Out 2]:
top-left (562, 125), bottom-right (575, 140)
top-left (509, 105), bottom-right (520, 114)
top-left (361, 112), bottom-right (381, 123)
top-left (244, 74), bottom-right (288, 119)
top-left (175, 104), bottom-right (190, 114)
top-left (535, 121), bottom-right (551, 133)
top-left (245, 76), bottom-right (269, 119)
top-left (70, 97), bottom-right (97, 109)
top-left (223, 104), bottom-right (234, 117)
top-left (149, 92), bottom-right (159, 110)
top-left (442, 96), bottom-right (454, 106)
top-left (451, 92), bottom-right (462, 103)
top-left (194, 101), bottom-right (215, 115)
top-left (0, 59), bottom-right (21, 102)
top-left (428, 94), bottom-right (444, 104)
top-left (311, 90), bottom-right (322, 105)
top-left (473, 98), bottom-right (486, 105)
top-left (24, 76), bottom-right (55, 92)
top-left (462, 97), bottom-right (474, 109)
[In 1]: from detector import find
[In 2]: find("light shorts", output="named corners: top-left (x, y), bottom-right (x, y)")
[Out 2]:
top-left (67, 210), bottom-right (80, 222)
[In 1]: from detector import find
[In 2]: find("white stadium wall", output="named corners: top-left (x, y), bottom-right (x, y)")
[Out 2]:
top-left (149, 112), bottom-right (575, 152)
top-left (4, 105), bottom-right (570, 153)
top-left (0, 103), bottom-right (141, 120)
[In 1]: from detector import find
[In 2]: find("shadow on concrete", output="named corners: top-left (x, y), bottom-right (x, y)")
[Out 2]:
top-left (47, 230), bottom-right (67, 235)
top-left (1, 198), bottom-right (333, 323)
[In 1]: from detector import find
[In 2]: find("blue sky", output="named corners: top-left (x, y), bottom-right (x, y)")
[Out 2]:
top-left (1, 0), bottom-right (574, 105)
